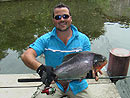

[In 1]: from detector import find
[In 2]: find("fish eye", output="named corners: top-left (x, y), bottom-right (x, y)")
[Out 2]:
top-left (102, 56), bottom-right (106, 61)
top-left (94, 59), bottom-right (98, 63)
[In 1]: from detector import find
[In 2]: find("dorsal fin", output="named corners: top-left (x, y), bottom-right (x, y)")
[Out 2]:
top-left (63, 52), bottom-right (80, 62)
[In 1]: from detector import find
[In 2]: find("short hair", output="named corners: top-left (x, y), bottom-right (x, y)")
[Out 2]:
top-left (53, 3), bottom-right (71, 18)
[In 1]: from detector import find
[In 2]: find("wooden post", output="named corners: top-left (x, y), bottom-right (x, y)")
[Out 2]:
top-left (107, 48), bottom-right (130, 83)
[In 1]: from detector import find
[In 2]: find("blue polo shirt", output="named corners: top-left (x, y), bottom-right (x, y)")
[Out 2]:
top-left (29, 25), bottom-right (91, 95)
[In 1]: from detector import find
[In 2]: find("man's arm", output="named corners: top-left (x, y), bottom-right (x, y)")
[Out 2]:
top-left (21, 48), bottom-right (42, 70)
top-left (21, 48), bottom-right (56, 86)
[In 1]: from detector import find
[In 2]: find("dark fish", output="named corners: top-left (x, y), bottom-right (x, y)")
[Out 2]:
top-left (54, 51), bottom-right (107, 80)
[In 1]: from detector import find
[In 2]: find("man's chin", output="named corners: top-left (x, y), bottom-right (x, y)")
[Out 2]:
top-left (56, 26), bottom-right (70, 32)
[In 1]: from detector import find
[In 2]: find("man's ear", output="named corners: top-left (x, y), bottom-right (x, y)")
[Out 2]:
top-left (70, 16), bottom-right (72, 22)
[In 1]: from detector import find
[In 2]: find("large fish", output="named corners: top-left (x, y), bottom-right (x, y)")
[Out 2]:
top-left (54, 51), bottom-right (107, 80)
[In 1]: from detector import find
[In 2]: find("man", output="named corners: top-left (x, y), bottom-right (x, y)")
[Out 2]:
top-left (21, 4), bottom-right (101, 98)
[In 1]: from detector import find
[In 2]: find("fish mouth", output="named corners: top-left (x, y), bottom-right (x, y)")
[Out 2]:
top-left (94, 60), bottom-right (107, 72)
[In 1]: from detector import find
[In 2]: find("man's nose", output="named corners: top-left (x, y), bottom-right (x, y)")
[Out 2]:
top-left (60, 17), bottom-right (65, 21)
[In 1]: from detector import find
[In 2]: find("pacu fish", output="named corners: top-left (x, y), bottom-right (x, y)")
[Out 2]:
top-left (54, 51), bottom-right (107, 80)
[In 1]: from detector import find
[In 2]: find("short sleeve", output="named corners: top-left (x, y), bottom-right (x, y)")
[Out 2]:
top-left (29, 36), bottom-right (46, 56)
top-left (83, 36), bottom-right (91, 51)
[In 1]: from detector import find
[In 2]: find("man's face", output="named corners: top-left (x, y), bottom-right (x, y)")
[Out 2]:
top-left (53, 7), bottom-right (72, 31)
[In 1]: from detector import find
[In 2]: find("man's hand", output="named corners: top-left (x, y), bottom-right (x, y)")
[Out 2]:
top-left (92, 69), bottom-right (103, 81)
top-left (86, 70), bottom-right (103, 81)
top-left (37, 64), bottom-right (56, 87)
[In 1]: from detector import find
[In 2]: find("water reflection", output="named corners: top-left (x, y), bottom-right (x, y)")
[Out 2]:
top-left (0, 0), bottom-right (130, 69)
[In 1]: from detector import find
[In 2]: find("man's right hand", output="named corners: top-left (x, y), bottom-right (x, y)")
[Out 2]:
top-left (37, 64), bottom-right (56, 87)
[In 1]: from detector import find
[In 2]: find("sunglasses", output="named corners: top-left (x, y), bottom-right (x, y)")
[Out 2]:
top-left (54, 14), bottom-right (70, 20)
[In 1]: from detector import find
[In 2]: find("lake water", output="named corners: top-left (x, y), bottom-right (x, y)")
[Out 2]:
top-left (0, 0), bottom-right (130, 98)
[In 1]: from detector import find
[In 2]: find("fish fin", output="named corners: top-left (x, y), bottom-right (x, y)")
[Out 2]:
top-left (80, 79), bottom-right (82, 82)
top-left (57, 80), bottom-right (69, 92)
top-left (63, 52), bottom-right (80, 62)
top-left (56, 66), bottom-right (59, 69)
top-left (79, 77), bottom-right (85, 82)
